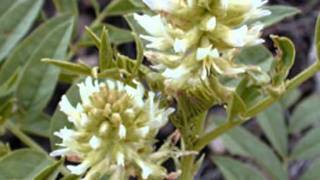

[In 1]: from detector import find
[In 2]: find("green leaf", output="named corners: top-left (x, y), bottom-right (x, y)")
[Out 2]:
top-left (300, 160), bottom-right (320, 180)
top-left (0, 149), bottom-right (54, 179)
top-left (271, 36), bottom-right (296, 86)
top-left (0, 0), bottom-right (44, 62)
top-left (50, 84), bottom-right (80, 149)
top-left (99, 27), bottom-right (113, 70)
top-left (236, 45), bottom-right (274, 72)
top-left (62, 175), bottom-right (80, 180)
top-left (280, 89), bottom-right (301, 109)
top-left (16, 16), bottom-right (74, 113)
top-left (226, 93), bottom-right (247, 122)
top-left (315, 15), bottom-right (320, 60)
top-left (291, 128), bottom-right (320, 160)
top-left (18, 112), bottom-right (51, 137)
top-left (53, 0), bottom-right (78, 16)
top-left (42, 58), bottom-right (92, 76)
top-left (103, 0), bottom-right (145, 16)
top-left (257, 103), bottom-right (288, 157)
top-left (0, 68), bottom-right (19, 98)
top-left (252, 5), bottom-right (300, 28)
top-left (0, 143), bottom-right (10, 158)
top-left (213, 156), bottom-right (266, 180)
top-left (0, 15), bottom-right (72, 85)
top-left (289, 94), bottom-right (320, 133)
top-left (34, 159), bottom-right (63, 180)
top-left (218, 120), bottom-right (287, 179)
top-left (79, 24), bottom-right (134, 46)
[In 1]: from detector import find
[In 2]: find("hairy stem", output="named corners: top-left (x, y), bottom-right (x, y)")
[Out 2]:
top-left (194, 62), bottom-right (320, 151)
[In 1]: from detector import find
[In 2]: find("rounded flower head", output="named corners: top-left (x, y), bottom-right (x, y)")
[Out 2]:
top-left (51, 77), bottom-right (175, 179)
top-left (135, 0), bottom-right (271, 91)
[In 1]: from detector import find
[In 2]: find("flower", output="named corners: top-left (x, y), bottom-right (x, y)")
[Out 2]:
top-left (51, 77), bottom-right (175, 179)
top-left (135, 0), bottom-right (271, 91)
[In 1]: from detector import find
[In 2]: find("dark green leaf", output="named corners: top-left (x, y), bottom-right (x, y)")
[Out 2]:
top-left (0, 149), bottom-right (53, 179)
top-left (291, 128), bottom-right (320, 160)
top-left (213, 156), bottom-right (265, 180)
top-left (251, 5), bottom-right (300, 28)
top-left (18, 113), bottom-right (51, 137)
top-left (0, 0), bottom-right (44, 62)
top-left (218, 119), bottom-right (287, 179)
top-left (257, 103), bottom-right (288, 157)
top-left (16, 16), bottom-right (74, 113)
top-left (289, 94), bottom-right (320, 133)
top-left (0, 15), bottom-right (72, 84)
top-left (50, 84), bottom-right (80, 149)
top-left (34, 159), bottom-right (63, 180)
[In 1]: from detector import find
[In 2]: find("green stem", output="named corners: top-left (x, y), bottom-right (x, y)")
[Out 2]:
top-left (6, 121), bottom-right (70, 176)
top-left (194, 62), bottom-right (320, 151)
top-left (6, 121), bottom-right (44, 153)
top-left (180, 155), bottom-right (195, 180)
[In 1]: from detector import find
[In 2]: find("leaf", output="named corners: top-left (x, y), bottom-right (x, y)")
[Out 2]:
top-left (289, 94), bottom-right (320, 133)
top-left (34, 159), bottom-right (63, 180)
top-left (251, 5), bottom-right (300, 28)
top-left (53, 0), bottom-right (78, 35)
top-left (0, 15), bottom-right (72, 85)
top-left (218, 119), bottom-right (287, 179)
top-left (99, 27), bottom-right (113, 70)
top-left (0, 149), bottom-right (54, 179)
top-left (79, 24), bottom-right (134, 46)
top-left (291, 128), bottom-right (320, 160)
top-left (226, 93), bottom-right (247, 122)
top-left (42, 58), bottom-right (92, 76)
top-left (236, 45), bottom-right (274, 72)
top-left (53, 0), bottom-right (78, 16)
top-left (50, 84), bottom-right (80, 149)
top-left (18, 112), bottom-right (51, 137)
top-left (0, 143), bottom-right (10, 158)
top-left (271, 36), bottom-right (296, 86)
top-left (279, 88), bottom-right (301, 109)
top-left (315, 15), bottom-right (320, 60)
top-left (213, 156), bottom-right (266, 180)
top-left (16, 16), bottom-right (74, 113)
top-left (0, 0), bottom-right (44, 62)
top-left (257, 103), bottom-right (288, 157)
top-left (102, 0), bottom-right (145, 17)
top-left (300, 160), bottom-right (320, 180)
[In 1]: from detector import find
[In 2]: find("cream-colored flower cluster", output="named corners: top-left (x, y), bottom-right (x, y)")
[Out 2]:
top-left (134, 0), bottom-right (271, 90)
top-left (51, 77), bottom-right (175, 179)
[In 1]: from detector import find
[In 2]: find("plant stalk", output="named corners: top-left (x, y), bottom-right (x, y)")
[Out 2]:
top-left (194, 62), bottom-right (320, 151)
top-left (6, 121), bottom-right (70, 176)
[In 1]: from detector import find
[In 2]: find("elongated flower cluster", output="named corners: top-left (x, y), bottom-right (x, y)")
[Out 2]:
top-left (134, 0), bottom-right (271, 90)
top-left (51, 77), bottom-right (175, 179)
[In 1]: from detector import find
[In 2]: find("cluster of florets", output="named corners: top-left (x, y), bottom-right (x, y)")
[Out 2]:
top-left (134, 0), bottom-right (271, 90)
top-left (51, 77), bottom-right (175, 179)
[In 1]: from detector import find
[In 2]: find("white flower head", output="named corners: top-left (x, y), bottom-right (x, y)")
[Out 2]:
top-left (52, 77), bottom-right (174, 179)
top-left (142, 0), bottom-right (180, 12)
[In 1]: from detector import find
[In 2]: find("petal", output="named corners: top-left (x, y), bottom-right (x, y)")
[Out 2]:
top-left (89, 135), bottom-right (102, 150)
